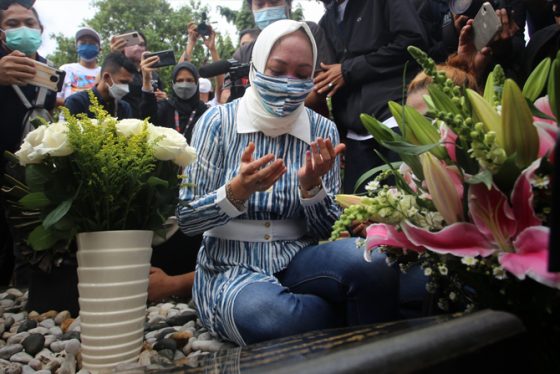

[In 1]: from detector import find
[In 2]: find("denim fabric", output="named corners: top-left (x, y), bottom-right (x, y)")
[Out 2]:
top-left (232, 238), bottom-right (427, 345)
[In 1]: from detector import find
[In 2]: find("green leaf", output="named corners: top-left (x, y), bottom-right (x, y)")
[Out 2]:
top-left (25, 164), bottom-right (51, 191)
top-left (381, 141), bottom-right (440, 156)
top-left (523, 57), bottom-right (551, 102)
top-left (28, 224), bottom-right (58, 251)
top-left (353, 162), bottom-right (402, 193)
top-left (428, 85), bottom-right (460, 115)
top-left (19, 192), bottom-right (50, 209)
top-left (548, 58), bottom-right (560, 119)
top-left (360, 114), bottom-right (399, 143)
top-left (502, 79), bottom-right (539, 168)
top-left (528, 99), bottom-right (558, 122)
top-left (43, 199), bottom-right (72, 229)
top-left (465, 170), bottom-right (494, 189)
top-left (147, 176), bottom-right (169, 188)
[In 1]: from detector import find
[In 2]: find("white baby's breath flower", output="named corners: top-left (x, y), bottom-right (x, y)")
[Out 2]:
top-left (493, 266), bottom-right (507, 280)
top-left (423, 267), bottom-right (433, 277)
top-left (365, 180), bottom-right (380, 193)
top-left (36, 122), bottom-right (73, 157)
top-left (15, 125), bottom-right (47, 165)
top-left (530, 175), bottom-right (550, 189)
top-left (438, 264), bottom-right (448, 276)
top-left (116, 118), bottom-right (146, 137)
top-left (449, 292), bottom-right (457, 301)
top-left (461, 257), bottom-right (478, 266)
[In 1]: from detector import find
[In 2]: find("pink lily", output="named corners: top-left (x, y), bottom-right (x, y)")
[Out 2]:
top-left (384, 162), bottom-right (560, 289)
top-left (364, 224), bottom-right (424, 262)
top-left (533, 96), bottom-right (558, 157)
top-left (420, 153), bottom-right (464, 224)
top-left (499, 226), bottom-right (560, 289)
top-left (439, 124), bottom-right (458, 163)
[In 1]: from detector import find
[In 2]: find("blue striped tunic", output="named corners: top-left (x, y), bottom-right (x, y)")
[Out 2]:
top-left (177, 99), bottom-right (342, 345)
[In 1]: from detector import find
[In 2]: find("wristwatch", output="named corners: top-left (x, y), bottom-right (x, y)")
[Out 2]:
top-left (300, 184), bottom-right (322, 198)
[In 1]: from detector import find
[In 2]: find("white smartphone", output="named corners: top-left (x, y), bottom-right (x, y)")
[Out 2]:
top-left (113, 31), bottom-right (142, 47)
top-left (29, 61), bottom-right (65, 92)
top-left (472, 2), bottom-right (502, 51)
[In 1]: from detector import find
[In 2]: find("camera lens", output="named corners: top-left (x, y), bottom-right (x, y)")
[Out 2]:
top-left (133, 33), bottom-right (138, 37)
top-left (50, 75), bottom-right (59, 83)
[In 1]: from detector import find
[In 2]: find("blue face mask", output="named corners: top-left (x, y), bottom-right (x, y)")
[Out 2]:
top-left (252, 67), bottom-right (313, 117)
top-left (253, 6), bottom-right (288, 30)
top-left (1, 26), bottom-right (42, 56)
top-left (77, 44), bottom-right (100, 61)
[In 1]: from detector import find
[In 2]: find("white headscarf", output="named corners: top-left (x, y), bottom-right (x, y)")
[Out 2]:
top-left (237, 20), bottom-right (317, 144)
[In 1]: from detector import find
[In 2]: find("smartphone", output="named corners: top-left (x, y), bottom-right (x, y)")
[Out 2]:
top-left (29, 61), bottom-right (66, 92)
top-left (144, 50), bottom-right (176, 68)
top-left (472, 2), bottom-right (502, 51)
top-left (113, 31), bottom-right (142, 47)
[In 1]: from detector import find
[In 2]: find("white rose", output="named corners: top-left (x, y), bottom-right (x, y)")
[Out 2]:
top-left (116, 118), bottom-right (146, 137)
top-left (148, 126), bottom-right (187, 162)
top-left (36, 122), bottom-right (73, 157)
top-left (15, 125), bottom-right (47, 165)
top-left (174, 144), bottom-right (197, 167)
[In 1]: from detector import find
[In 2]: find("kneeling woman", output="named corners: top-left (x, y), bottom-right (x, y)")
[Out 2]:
top-left (178, 20), bottom-right (418, 346)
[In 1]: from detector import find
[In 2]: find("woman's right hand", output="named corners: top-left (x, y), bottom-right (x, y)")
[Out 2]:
top-left (228, 142), bottom-right (287, 201)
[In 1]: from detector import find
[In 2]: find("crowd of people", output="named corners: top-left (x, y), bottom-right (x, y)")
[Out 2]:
top-left (0, 0), bottom-right (559, 346)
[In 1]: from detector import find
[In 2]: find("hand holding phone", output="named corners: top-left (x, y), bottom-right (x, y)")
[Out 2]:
top-left (472, 2), bottom-right (502, 51)
top-left (112, 31), bottom-right (142, 48)
top-left (144, 50), bottom-right (176, 68)
top-left (28, 60), bottom-right (65, 92)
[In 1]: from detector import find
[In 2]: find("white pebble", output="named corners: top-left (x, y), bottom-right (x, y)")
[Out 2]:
top-left (64, 340), bottom-right (80, 356)
top-left (10, 351), bottom-right (34, 364)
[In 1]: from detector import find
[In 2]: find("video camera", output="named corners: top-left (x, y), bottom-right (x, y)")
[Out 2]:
top-left (448, 0), bottom-right (507, 19)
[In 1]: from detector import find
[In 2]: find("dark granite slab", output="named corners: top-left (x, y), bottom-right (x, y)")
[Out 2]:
top-left (136, 310), bottom-right (525, 374)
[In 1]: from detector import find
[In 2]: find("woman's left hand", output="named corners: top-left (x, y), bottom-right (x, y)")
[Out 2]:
top-left (298, 137), bottom-right (345, 191)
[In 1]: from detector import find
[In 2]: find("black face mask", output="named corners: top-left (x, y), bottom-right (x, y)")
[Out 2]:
top-left (0, 0), bottom-right (35, 10)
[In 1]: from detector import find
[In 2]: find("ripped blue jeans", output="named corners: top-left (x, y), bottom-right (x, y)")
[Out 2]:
top-left (232, 238), bottom-right (427, 345)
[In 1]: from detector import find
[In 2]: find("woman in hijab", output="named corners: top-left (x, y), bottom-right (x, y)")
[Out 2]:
top-left (177, 20), bottom-right (424, 346)
top-left (140, 60), bottom-right (208, 142)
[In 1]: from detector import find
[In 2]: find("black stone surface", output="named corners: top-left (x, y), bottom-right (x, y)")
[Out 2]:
top-left (128, 310), bottom-right (525, 374)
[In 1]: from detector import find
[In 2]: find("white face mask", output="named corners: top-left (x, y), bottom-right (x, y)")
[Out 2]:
top-left (107, 75), bottom-right (129, 101)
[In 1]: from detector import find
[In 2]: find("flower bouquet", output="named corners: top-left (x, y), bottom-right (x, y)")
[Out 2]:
top-left (2, 93), bottom-right (196, 370)
top-left (331, 47), bottom-right (560, 361)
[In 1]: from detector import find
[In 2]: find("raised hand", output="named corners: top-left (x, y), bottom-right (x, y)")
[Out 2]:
top-left (228, 142), bottom-right (287, 201)
top-left (298, 137), bottom-right (345, 192)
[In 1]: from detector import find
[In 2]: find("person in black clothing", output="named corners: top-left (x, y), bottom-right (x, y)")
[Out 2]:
top-left (110, 31), bottom-right (164, 119)
top-left (315, 0), bottom-right (428, 193)
top-left (64, 52), bottom-right (135, 119)
top-left (0, 0), bottom-right (57, 286)
top-left (140, 58), bottom-right (205, 302)
top-left (140, 60), bottom-right (208, 144)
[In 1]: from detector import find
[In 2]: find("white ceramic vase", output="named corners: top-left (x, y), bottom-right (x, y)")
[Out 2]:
top-left (76, 230), bottom-right (153, 373)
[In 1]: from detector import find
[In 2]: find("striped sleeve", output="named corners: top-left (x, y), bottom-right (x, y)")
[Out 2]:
top-left (300, 114), bottom-right (343, 240)
top-left (177, 106), bottom-right (240, 236)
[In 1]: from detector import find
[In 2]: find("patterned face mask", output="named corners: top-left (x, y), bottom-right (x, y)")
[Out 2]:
top-left (251, 67), bottom-right (313, 117)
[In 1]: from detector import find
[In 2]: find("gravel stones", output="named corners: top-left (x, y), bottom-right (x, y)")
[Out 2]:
top-left (0, 290), bottom-right (233, 373)
top-left (22, 334), bottom-right (45, 356)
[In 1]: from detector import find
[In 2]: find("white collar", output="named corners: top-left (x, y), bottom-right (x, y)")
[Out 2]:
top-left (236, 88), bottom-right (312, 144)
